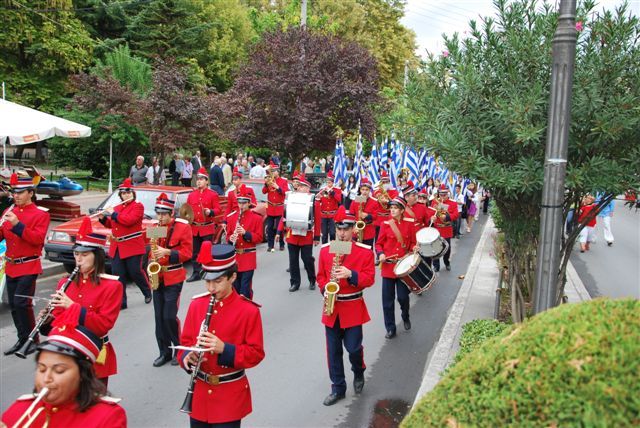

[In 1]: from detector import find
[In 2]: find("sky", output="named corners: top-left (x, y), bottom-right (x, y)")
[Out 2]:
top-left (401, 0), bottom-right (640, 59)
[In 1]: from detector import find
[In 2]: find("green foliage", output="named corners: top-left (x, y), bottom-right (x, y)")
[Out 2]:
top-left (125, 0), bottom-right (254, 91)
top-left (0, 0), bottom-right (94, 109)
top-left (93, 44), bottom-right (152, 95)
top-left (403, 299), bottom-right (640, 427)
top-left (48, 109), bottom-right (148, 178)
top-left (453, 319), bottom-right (509, 366)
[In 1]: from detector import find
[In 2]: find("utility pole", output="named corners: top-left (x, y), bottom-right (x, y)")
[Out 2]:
top-left (533, 0), bottom-right (577, 313)
top-left (300, 0), bottom-right (307, 29)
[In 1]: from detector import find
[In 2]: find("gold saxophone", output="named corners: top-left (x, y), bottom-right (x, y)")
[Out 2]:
top-left (324, 253), bottom-right (342, 316)
top-left (147, 237), bottom-right (162, 290)
top-left (355, 200), bottom-right (366, 243)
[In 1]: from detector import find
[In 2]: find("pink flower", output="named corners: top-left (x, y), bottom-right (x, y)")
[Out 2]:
top-left (442, 50), bottom-right (449, 58)
top-left (576, 21), bottom-right (584, 32)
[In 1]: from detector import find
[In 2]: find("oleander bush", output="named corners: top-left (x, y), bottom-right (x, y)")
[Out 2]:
top-left (402, 299), bottom-right (640, 427)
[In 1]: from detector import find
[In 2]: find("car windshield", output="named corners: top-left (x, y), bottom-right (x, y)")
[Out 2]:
top-left (227, 181), bottom-right (293, 203)
top-left (98, 189), bottom-right (186, 219)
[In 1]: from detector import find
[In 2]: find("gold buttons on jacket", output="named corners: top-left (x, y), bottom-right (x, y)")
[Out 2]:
top-left (51, 407), bottom-right (59, 413)
top-left (207, 390), bottom-right (212, 395)
top-left (78, 294), bottom-right (83, 298)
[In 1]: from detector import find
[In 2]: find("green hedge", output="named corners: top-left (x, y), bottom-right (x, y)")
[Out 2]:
top-left (402, 299), bottom-right (640, 427)
top-left (453, 319), bottom-right (509, 366)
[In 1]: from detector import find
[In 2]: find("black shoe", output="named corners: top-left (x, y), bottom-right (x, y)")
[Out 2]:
top-left (354, 374), bottom-right (365, 394)
top-left (445, 264), bottom-right (451, 271)
top-left (404, 320), bottom-right (411, 331)
top-left (309, 283), bottom-right (316, 290)
top-left (323, 392), bottom-right (345, 406)
top-left (385, 331), bottom-right (396, 339)
top-left (186, 272), bottom-right (200, 283)
top-left (170, 357), bottom-right (179, 366)
top-left (4, 339), bottom-right (26, 356)
top-left (286, 268), bottom-right (290, 272)
top-left (153, 355), bottom-right (171, 367)
top-left (289, 285), bottom-right (300, 292)
top-left (144, 295), bottom-right (152, 304)
top-left (279, 247), bottom-right (285, 251)
top-left (607, 242), bottom-right (613, 247)
top-left (433, 265), bottom-right (440, 272)
top-left (121, 302), bottom-right (128, 310)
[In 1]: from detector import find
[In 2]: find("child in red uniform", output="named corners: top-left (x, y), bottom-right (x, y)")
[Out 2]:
top-left (578, 194), bottom-right (597, 253)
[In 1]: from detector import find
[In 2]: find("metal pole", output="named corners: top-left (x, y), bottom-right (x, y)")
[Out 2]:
top-left (300, 0), bottom-right (307, 29)
top-left (2, 81), bottom-right (6, 170)
top-left (533, 0), bottom-right (577, 313)
top-left (108, 138), bottom-right (113, 194)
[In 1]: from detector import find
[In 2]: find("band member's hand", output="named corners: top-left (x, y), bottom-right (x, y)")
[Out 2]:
top-left (334, 266), bottom-right (352, 279)
top-left (237, 225), bottom-right (246, 235)
top-left (222, 223), bottom-right (227, 230)
top-left (102, 208), bottom-right (113, 216)
top-left (413, 245), bottom-right (420, 254)
top-left (184, 351), bottom-right (205, 369)
top-left (4, 211), bottom-right (18, 226)
top-left (313, 240), bottom-right (320, 246)
top-left (153, 246), bottom-right (171, 259)
top-left (51, 290), bottom-right (73, 309)
top-left (431, 215), bottom-right (437, 223)
top-left (37, 308), bottom-right (51, 322)
top-left (379, 253), bottom-right (386, 263)
top-left (198, 331), bottom-right (225, 354)
top-left (275, 234), bottom-right (280, 242)
top-left (205, 208), bottom-right (211, 216)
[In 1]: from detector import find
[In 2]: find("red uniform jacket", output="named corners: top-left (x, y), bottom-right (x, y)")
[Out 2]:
top-left (52, 273), bottom-right (122, 378)
top-left (100, 199), bottom-right (145, 258)
top-left (373, 188), bottom-right (399, 227)
top-left (578, 204), bottom-right (597, 227)
top-left (404, 202), bottom-right (432, 232)
top-left (262, 177), bottom-right (288, 216)
top-left (318, 242), bottom-right (375, 329)
top-left (316, 186), bottom-right (342, 218)
top-left (375, 218), bottom-right (417, 279)
top-left (148, 218), bottom-right (193, 286)
top-left (226, 210), bottom-right (263, 272)
top-left (178, 291), bottom-right (264, 424)
top-left (225, 187), bottom-right (257, 218)
top-left (0, 203), bottom-right (50, 277)
top-left (2, 395), bottom-right (126, 428)
top-left (430, 198), bottom-right (459, 239)
top-left (188, 188), bottom-right (222, 237)
top-left (349, 196), bottom-right (378, 241)
top-left (278, 198), bottom-right (321, 246)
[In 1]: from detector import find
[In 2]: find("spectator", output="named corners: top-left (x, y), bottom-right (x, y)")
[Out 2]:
top-left (146, 156), bottom-right (166, 185)
top-left (168, 154), bottom-right (177, 185)
top-left (221, 156), bottom-right (232, 188)
top-left (578, 194), bottom-right (597, 252)
top-left (325, 155), bottom-right (333, 173)
top-left (596, 194), bottom-right (615, 247)
top-left (241, 159), bottom-right (250, 179)
top-left (181, 157), bottom-right (193, 187)
top-left (209, 157), bottom-right (225, 195)
top-left (191, 150), bottom-right (202, 185)
top-left (174, 154), bottom-right (185, 186)
top-left (250, 158), bottom-right (267, 179)
top-left (304, 160), bottom-right (314, 174)
top-left (344, 174), bottom-right (357, 210)
top-left (481, 188), bottom-right (491, 214)
top-left (464, 182), bottom-right (478, 233)
top-left (453, 183), bottom-right (464, 238)
top-left (247, 155), bottom-right (256, 169)
top-left (271, 151), bottom-right (281, 165)
top-left (319, 157), bottom-right (326, 173)
top-left (129, 155), bottom-right (148, 185)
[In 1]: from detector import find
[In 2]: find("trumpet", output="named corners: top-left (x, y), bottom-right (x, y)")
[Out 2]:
top-left (147, 237), bottom-right (162, 291)
top-left (265, 170), bottom-right (275, 188)
top-left (324, 253), bottom-right (342, 316)
top-left (10, 387), bottom-right (49, 428)
top-left (0, 204), bottom-right (15, 228)
top-left (16, 267), bottom-right (80, 359)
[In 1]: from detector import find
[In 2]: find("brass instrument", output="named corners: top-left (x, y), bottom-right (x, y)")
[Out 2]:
top-left (0, 203), bottom-right (15, 228)
top-left (179, 203), bottom-right (195, 224)
top-left (10, 387), bottom-right (49, 428)
top-left (146, 226), bottom-right (168, 291)
top-left (16, 268), bottom-right (80, 359)
top-left (324, 253), bottom-right (341, 316)
top-left (435, 196), bottom-right (451, 225)
top-left (265, 169), bottom-right (275, 188)
top-left (180, 293), bottom-right (216, 414)
top-left (376, 183), bottom-right (390, 210)
top-left (354, 196), bottom-right (366, 243)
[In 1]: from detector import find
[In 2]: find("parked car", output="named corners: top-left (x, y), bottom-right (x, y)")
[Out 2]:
top-left (45, 185), bottom-right (227, 273)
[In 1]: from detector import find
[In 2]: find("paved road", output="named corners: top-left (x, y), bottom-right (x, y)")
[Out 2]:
top-left (571, 200), bottom-right (640, 299)
top-left (0, 215), bottom-right (488, 427)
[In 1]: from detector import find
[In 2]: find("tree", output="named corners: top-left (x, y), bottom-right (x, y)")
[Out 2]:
top-left (223, 27), bottom-right (381, 166)
top-left (93, 44), bottom-right (152, 95)
top-left (0, 0), bottom-right (94, 110)
top-left (125, 0), bottom-right (254, 91)
top-left (404, 0), bottom-right (640, 321)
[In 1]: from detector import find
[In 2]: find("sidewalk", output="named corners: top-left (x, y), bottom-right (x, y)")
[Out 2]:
top-left (412, 216), bottom-right (592, 406)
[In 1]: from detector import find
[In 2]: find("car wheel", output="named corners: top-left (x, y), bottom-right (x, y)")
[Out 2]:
top-left (63, 263), bottom-right (76, 274)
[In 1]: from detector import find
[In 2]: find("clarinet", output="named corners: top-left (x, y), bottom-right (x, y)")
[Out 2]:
top-left (16, 267), bottom-right (80, 359)
top-left (180, 293), bottom-right (216, 413)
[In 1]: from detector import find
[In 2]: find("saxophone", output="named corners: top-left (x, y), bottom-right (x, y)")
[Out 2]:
top-left (355, 200), bottom-right (366, 243)
top-left (376, 183), bottom-right (390, 210)
top-left (147, 237), bottom-right (162, 290)
top-left (324, 253), bottom-right (342, 316)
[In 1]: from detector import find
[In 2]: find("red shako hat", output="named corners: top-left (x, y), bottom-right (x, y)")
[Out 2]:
top-left (155, 192), bottom-right (175, 213)
top-left (197, 243), bottom-right (237, 281)
top-left (73, 216), bottom-right (107, 251)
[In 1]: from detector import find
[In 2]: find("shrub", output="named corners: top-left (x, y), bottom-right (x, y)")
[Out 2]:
top-left (453, 319), bottom-right (509, 366)
top-left (402, 299), bottom-right (640, 427)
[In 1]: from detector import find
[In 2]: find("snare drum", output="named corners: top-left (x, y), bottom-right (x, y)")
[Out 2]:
top-left (416, 227), bottom-right (449, 259)
top-left (393, 253), bottom-right (436, 295)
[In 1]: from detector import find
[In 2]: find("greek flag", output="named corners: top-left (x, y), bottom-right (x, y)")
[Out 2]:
top-left (369, 138), bottom-right (381, 184)
top-left (353, 127), bottom-right (364, 186)
top-left (389, 134), bottom-right (399, 188)
top-left (333, 138), bottom-right (346, 183)
top-left (417, 148), bottom-right (428, 189)
top-left (405, 147), bottom-right (419, 183)
top-left (380, 137), bottom-right (389, 169)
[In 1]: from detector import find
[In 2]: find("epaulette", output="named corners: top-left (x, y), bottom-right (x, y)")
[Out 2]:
top-left (192, 292), bottom-right (210, 300)
top-left (355, 242), bottom-right (372, 250)
top-left (240, 295), bottom-right (262, 307)
top-left (175, 218), bottom-right (189, 224)
top-left (37, 206), bottom-right (49, 212)
top-left (16, 394), bottom-right (35, 401)
top-left (403, 217), bottom-right (415, 222)
top-left (226, 211), bottom-right (237, 218)
top-left (321, 242), bottom-right (331, 248)
top-left (100, 273), bottom-right (120, 281)
top-left (99, 396), bottom-right (122, 405)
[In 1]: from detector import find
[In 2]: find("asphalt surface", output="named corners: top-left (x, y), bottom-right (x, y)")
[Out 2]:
top-left (0, 215), bottom-right (487, 428)
top-left (570, 200), bottom-right (640, 299)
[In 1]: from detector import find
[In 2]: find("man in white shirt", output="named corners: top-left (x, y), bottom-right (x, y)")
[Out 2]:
top-left (221, 156), bottom-right (233, 189)
top-left (250, 159), bottom-right (267, 179)
top-left (145, 156), bottom-right (166, 185)
top-left (453, 183), bottom-right (464, 238)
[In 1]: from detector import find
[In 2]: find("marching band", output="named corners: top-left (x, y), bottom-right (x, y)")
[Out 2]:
top-left (1, 163), bottom-right (469, 426)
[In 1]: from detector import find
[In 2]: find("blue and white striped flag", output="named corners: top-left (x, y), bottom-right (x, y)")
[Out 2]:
top-left (353, 127), bottom-right (364, 186)
top-left (417, 148), bottom-right (428, 189)
top-left (389, 133), bottom-right (399, 188)
top-left (380, 137), bottom-right (389, 170)
top-left (369, 137), bottom-right (381, 184)
top-left (333, 138), bottom-right (346, 184)
top-left (405, 147), bottom-right (419, 183)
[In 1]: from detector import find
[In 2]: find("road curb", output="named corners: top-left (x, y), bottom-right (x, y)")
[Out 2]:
top-left (42, 263), bottom-right (66, 278)
top-left (566, 260), bottom-right (592, 302)
top-left (411, 217), bottom-right (494, 408)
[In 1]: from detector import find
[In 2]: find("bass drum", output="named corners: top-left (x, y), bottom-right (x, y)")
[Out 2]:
top-left (416, 227), bottom-right (449, 259)
top-left (394, 253), bottom-right (436, 295)
top-left (284, 192), bottom-right (315, 236)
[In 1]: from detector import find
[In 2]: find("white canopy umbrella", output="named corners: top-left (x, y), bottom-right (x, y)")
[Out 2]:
top-left (0, 99), bottom-right (91, 168)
